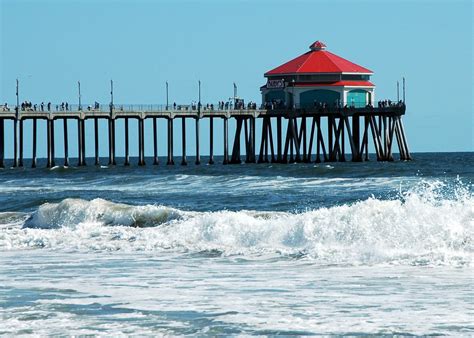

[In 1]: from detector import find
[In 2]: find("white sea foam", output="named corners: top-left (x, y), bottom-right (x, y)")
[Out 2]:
top-left (0, 181), bottom-right (472, 266)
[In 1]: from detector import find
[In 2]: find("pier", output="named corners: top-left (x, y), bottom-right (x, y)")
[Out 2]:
top-left (0, 41), bottom-right (414, 168)
top-left (0, 103), bottom-right (411, 168)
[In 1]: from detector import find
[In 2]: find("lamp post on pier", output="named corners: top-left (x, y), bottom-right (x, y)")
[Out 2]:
top-left (110, 79), bottom-right (114, 111)
top-left (233, 82), bottom-right (237, 108)
top-left (108, 79), bottom-right (116, 165)
top-left (13, 79), bottom-right (19, 167)
top-left (198, 80), bottom-right (201, 113)
top-left (166, 81), bottom-right (169, 110)
top-left (195, 80), bottom-right (201, 165)
top-left (78, 81), bottom-right (82, 111)
top-left (402, 77), bottom-right (406, 103)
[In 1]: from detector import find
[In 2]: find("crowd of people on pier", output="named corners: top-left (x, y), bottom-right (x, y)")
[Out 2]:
top-left (0, 101), bottom-right (110, 112)
top-left (0, 101), bottom-right (70, 112)
top-left (377, 99), bottom-right (405, 108)
top-left (264, 99), bottom-right (286, 109)
top-left (168, 99), bottom-right (259, 111)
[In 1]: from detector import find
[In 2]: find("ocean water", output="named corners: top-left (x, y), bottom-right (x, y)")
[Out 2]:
top-left (0, 152), bottom-right (472, 335)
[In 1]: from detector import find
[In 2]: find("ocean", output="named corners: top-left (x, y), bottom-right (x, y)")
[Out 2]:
top-left (0, 152), bottom-right (472, 335)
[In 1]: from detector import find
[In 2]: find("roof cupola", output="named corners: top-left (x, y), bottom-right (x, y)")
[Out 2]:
top-left (309, 41), bottom-right (326, 51)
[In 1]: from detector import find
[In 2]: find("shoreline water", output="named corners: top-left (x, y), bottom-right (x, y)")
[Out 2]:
top-left (0, 152), bottom-right (472, 335)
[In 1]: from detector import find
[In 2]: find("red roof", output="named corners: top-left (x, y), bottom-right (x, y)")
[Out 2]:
top-left (265, 41), bottom-right (373, 76)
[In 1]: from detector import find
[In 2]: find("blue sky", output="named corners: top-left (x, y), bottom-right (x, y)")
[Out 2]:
top-left (1, 0), bottom-right (472, 159)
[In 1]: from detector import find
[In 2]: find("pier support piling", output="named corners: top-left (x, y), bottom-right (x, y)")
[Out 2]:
top-left (47, 119), bottom-right (52, 168)
top-left (195, 118), bottom-right (200, 165)
top-left (231, 118), bottom-right (243, 164)
top-left (0, 119), bottom-right (4, 168)
top-left (13, 118), bottom-right (18, 167)
top-left (64, 118), bottom-right (69, 167)
top-left (51, 119), bottom-right (56, 167)
top-left (249, 116), bottom-right (256, 163)
top-left (352, 115), bottom-right (361, 161)
top-left (108, 119), bottom-right (115, 165)
top-left (181, 117), bottom-right (187, 165)
top-left (276, 117), bottom-right (282, 163)
top-left (209, 117), bottom-right (214, 164)
top-left (80, 119), bottom-right (86, 165)
top-left (153, 117), bottom-right (158, 165)
top-left (223, 117), bottom-right (229, 164)
top-left (244, 118), bottom-right (250, 163)
top-left (167, 118), bottom-right (174, 165)
top-left (77, 119), bottom-right (82, 166)
top-left (138, 118), bottom-right (145, 166)
top-left (124, 118), bottom-right (130, 166)
top-left (18, 119), bottom-right (23, 167)
top-left (94, 118), bottom-right (99, 165)
top-left (32, 119), bottom-right (37, 168)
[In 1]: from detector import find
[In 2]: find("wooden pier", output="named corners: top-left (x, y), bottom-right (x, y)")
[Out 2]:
top-left (0, 105), bottom-right (411, 168)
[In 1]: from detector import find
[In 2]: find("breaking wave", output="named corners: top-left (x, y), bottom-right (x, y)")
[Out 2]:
top-left (0, 180), bottom-right (472, 266)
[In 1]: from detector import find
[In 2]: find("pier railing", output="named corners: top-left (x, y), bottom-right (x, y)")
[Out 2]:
top-left (4, 101), bottom-right (405, 114)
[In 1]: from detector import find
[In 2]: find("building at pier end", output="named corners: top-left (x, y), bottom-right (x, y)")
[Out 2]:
top-left (261, 41), bottom-right (375, 109)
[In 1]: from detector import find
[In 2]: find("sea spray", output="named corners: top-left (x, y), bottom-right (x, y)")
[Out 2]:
top-left (0, 180), bottom-right (471, 266)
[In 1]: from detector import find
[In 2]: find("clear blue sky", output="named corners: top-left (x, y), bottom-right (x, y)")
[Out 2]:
top-left (1, 0), bottom-right (473, 160)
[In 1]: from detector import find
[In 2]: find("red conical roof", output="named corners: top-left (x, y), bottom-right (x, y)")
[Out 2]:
top-left (265, 41), bottom-right (373, 76)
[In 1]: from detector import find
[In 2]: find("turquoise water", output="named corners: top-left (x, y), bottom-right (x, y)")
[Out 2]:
top-left (0, 153), bottom-right (473, 335)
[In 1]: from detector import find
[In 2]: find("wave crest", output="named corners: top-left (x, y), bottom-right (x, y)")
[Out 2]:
top-left (0, 181), bottom-right (472, 266)
top-left (24, 198), bottom-right (183, 229)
